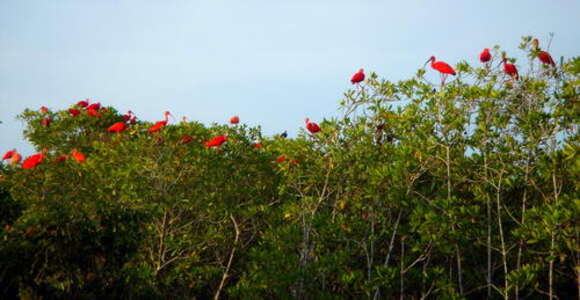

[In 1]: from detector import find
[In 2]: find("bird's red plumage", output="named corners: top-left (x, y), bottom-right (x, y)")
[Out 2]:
top-left (77, 100), bottom-right (89, 108)
top-left (71, 150), bottom-right (86, 163)
top-left (480, 49), bottom-right (491, 63)
top-left (148, 120), bottom-right (167, 134)
top-left (180, 135), bottom-right (193, 144)
top-left (87, 103), bottom-right (101, 110)
top-left (22, 153), bottom-right (45, 169)
top-left (41, 118), bottom-right (51, 127)
top-left (87, 109), bottom-right (100, 117)
top-left (69, 108), bottom-right (81, 116)
top-left (351, 70), bottom-right (365, 84)
top-left (205, 135), bottom-right (227, 148)
top-left (538, 51), bottom-right (555, 66)
top-left (2, 149), bottom-right (16, 160)
top-left (306, 120), bottom-right (321, 133)
top-left (432, 61), bottom-right (456, 75)
top-left (503, 60), bottom-right (519, 80)
top-left (11, 152), bottom-right (21, 165)
top-left (108, 122), bottom-right (127, 133)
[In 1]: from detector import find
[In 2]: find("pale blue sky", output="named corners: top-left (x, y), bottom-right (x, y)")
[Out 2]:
top-left (1, 0), bottom-right (579, 154)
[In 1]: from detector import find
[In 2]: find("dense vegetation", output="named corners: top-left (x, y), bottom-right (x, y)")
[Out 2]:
top-left (1, 37), bottom-right (578, 299)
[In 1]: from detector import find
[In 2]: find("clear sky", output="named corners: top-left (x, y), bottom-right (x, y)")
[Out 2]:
top-left (1, 0), bottom-right (579, 154)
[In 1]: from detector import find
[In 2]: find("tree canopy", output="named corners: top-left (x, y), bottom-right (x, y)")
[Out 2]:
top-left (1, 37), bottom-right (578, 299)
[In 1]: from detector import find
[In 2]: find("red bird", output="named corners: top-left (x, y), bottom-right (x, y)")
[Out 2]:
top-left (87, 109), bottom-right (100, 117)
top-left (230, 115), bottom-right (240, 125)
top-left (532, 38), bottom-right (555, 67)
top-left (502, 57), bottom-right (519, 80)
top-left (537, 51), bottom-right (555, 66)
top-left (180, 135), bottom-right (193, 144)
top-left (277, 156), bottom-right (286, 163)
top-left (2, 149), bottom-right (16, 160)
top-left (10, 152), bottom-right (22, 165)
top-left (108, 121), bottom-right (127, 133)
top-left (253, 142), bottom-right (263, 149)
top-left (69, 108), bottom-right (81, 116)
top-left (425, 56), bottom-right (456, 86)
top-left (22, 153), bottom-right (45, 169)
top-left (71, 149), bottom-right (86, 163)
top-left (40, 106), bottom-right (49, 113)
top-left (122, 110), bottom-right (133, 121)
top-left (305, 118), bottom-right (321, 134)
top-left (41, 118), bottom-right (51, 127)
top-left (86, 102), bottom-right (101, 110)
top-left (480, 48), bottom-right (491, 63)
top-left (77, 99), bottom-right (89, 108)
top-left (205, 135), bottom-right (227, 148)
top-left (148, 111), bottom-right (171, 134)
top-left (351, 68), bottom-right (365, 85)
top-left (55, 155), bottom-right (68, 163)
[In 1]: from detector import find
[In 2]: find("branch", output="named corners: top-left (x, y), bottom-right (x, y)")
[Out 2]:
top-left (214, 214), bottom-right (241, 300)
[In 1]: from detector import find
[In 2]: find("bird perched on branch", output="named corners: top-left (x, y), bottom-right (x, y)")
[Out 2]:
top-left (305, 118), bottom-right (321, 134)
top-left (205, 135), bottom-right (227, 148)
top-left (425, 56), bottom-right (456, 86)
top-left (148, 111), bottom-right (171, 134)
top-left (351, 68), bottom-right (365, 85)
top-left (532, 38), bottom-right (556, 67)
top-left (501, 57), bottom-right (519, 80)
top-left (480, 48), bottom-right (491, 63)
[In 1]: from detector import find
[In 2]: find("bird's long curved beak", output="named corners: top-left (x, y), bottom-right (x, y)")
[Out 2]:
top-left (423, 58), bottom-right (431, 68)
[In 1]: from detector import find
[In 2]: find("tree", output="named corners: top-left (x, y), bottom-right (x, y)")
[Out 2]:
top-left (1, 36), bottom-right (578, 299)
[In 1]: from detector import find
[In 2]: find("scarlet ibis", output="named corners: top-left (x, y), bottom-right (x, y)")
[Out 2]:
top-left (253, 142), bottom-right (263, 149)
top-left (69, 108), bottom-right (81, 116)
top-left (305, 118), bottom-right (321, 134)
top-left (532, 39), bottom-right (556, 67)
top-left (351, 68), bottom-right (365, 84)
top-left (277, 156), bottom-right (286, 163)
top-left (77, 99), bottom-right (89, 108)
top-left (41, 118), bottom-right (51, 127)
top-left (71, 149), bottom-right (86, 163)
top-left (205, 135), bottom-right (227, 148)
top-left (87, 109), bottom-right (100, 117)
top-left (537, 51), bottom-right (555, 66)
top-left (11, 152), bottom-right (22, 165)
top-left (425, 56), bottom-right (456, 86)
top-left (480, 48), bottom-right (491, 63)
top-left (230, 115), bottom-right (240, 125)
top-left (148, 111), bottom-right (171, 134)
top-left (2, 149), bottom-right (16, 160)
top-left (122, 111), bottom-right (133, 121)
top-left (107, 121), bottom-right (127, 133)
top-left (180, 135), bottom-right (193, 144)
top-left (22, 153), bottom-right (45, 169)
top-left (55, 155), bottom-right (68, 163)
top-left (290, 159), bottom-right (298, 164)
top-left (86, 102), bottom-right (101, 110)
top-left (40, 106), bottom-right (49, 113)
top-left (501, 57), bottom-right (519, 80)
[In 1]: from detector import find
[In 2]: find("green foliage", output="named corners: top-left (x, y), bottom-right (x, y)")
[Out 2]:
top-left (1, 37), bottom-right (578, 299)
